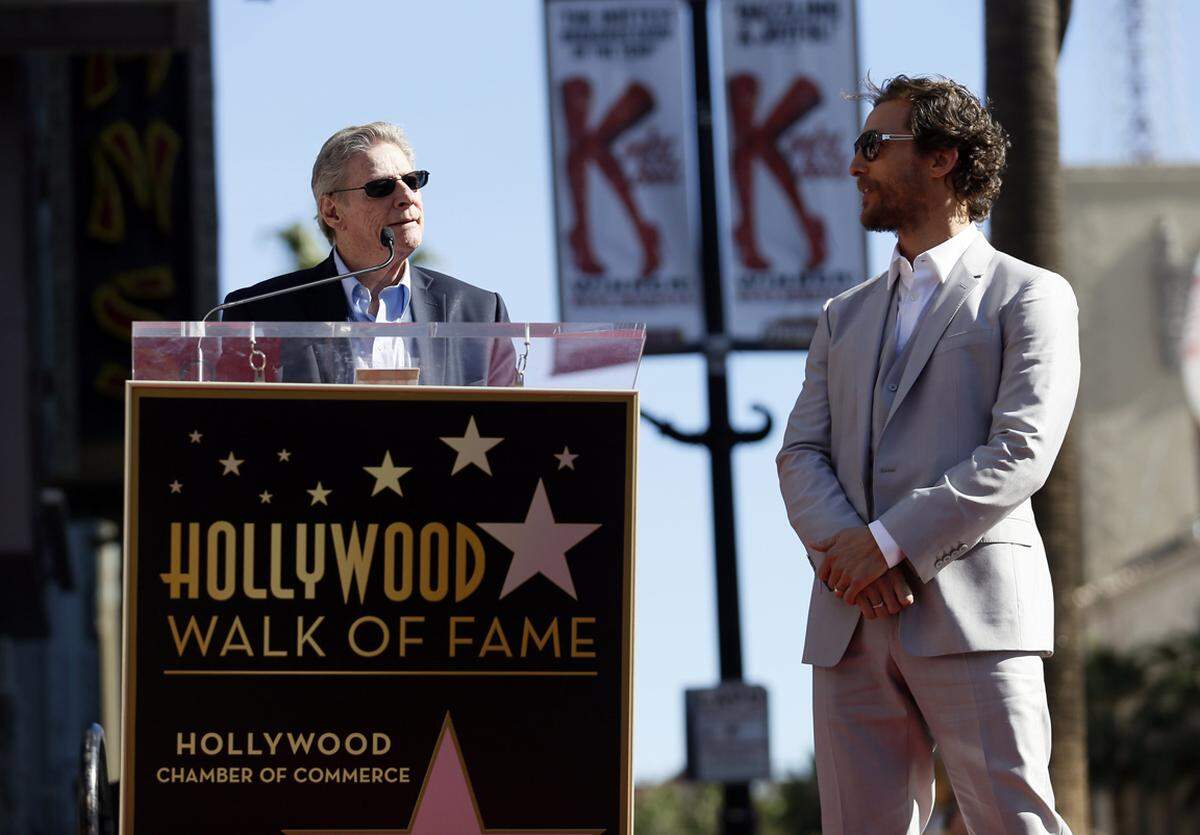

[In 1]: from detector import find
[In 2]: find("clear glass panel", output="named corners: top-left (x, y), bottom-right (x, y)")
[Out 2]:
top-left (131, 322), bottom-right (645, 389)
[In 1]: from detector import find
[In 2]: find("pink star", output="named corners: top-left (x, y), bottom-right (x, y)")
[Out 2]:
top-left (283, 715), bottom-right (602, 835)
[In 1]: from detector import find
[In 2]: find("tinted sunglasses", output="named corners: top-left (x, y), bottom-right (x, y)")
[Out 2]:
top-left (328, 170), bottom-right (430, 198)
top-left (853, 130), bottom-right (914, 161)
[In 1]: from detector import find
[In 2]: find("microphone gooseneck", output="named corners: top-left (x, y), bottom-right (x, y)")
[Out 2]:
top-left (202, 230), bottom-right (398, 322)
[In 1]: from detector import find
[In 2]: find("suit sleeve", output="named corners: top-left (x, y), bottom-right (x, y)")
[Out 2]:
top-left (494, 292), bottom-right (511, 324)
top-left (879, 271), bottom-right (1081, 583)
top-left (776, 302), bottom-right (868, 570)
top-left (486, 292), bottom-right (518, 387)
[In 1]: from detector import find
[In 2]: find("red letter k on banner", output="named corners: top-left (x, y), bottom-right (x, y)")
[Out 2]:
top-left (727, 73), bottom-right (826, 271)
top-left (562, 77), bottom-right (662, 279)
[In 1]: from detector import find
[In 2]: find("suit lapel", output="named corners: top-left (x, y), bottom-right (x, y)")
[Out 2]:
top-left (409, 265), bottom-right (448, 385)
top-left (409, 264), bottom-right (445, 322)
top-left (855, 274), bottom-right (892, 434)
top-left (298, 253), bottom-right (350, 322)
top-left (293, 254), bottom-right (348, 382)
top-left (883, 235), bottom-right (996, 428)
top-left (844, 274), bottom-right (891, 517)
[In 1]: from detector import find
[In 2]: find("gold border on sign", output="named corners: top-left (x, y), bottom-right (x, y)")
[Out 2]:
top-left (120, 382), bottom-right (637, 835)
top-left (121, 382), bottom-right (139, 834)
top-left (622, 392), bottom-right (638, 835)
top-left (162, 669), bottom-right (599, 677)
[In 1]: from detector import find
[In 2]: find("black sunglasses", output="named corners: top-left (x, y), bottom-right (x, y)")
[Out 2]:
top-left (328, 170), bottom-right (430, 199)
top-left (853, 130), bottom-right (915, 161)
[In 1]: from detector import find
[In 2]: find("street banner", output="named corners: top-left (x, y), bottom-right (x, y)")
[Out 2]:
top-left (122, 383), bottom-right (636, 834)
top-left (546, 0), bottom-right (705, 350)
top-left (717, 0), bottom-right (865, 346)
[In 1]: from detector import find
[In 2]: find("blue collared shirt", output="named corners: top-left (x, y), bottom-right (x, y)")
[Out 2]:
top-left (334, 248), bottom-right (412, 323)
top-left (333, 248), bottom-right (414, 370)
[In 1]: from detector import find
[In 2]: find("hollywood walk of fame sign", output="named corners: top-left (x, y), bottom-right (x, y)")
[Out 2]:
top-left (122, 382), bottom-right (636, 835)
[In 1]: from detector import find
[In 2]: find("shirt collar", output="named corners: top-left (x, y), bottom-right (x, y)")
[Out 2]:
top-left (334, 247), bottom-right (411, 322)
top-left (887, 224), bottom-right (981, 290)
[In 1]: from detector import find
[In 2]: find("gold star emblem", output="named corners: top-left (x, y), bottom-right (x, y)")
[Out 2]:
top-left (440, 416), bottom-right (503, 475)
top-left (364, 451), bottom-right (412, 497)
top-left (307, 482), bottom-right (331, 506)
top-left (277, 449), bottom-right (292, 462)
top-left (218, 452), bottom-right (244, 476)
top-left (259, 490), bottom-right (273, 504)
top-left (188, 430), bottom-right (202, 444)
top-left (554, 446), bottom-right (578, 470)
top-left (169, 480), bottom-right (183, 494)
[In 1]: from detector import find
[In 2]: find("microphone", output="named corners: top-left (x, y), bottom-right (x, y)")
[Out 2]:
top-left (202, 227), bottom-right (397, 322)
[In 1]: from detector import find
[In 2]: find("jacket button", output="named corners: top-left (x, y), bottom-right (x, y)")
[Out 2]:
top-left (887, 383), bottom-right (898, 392)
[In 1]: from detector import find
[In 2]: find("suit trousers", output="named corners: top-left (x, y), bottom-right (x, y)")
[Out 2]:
top-left (813, 614), bottom-right (1071, 835)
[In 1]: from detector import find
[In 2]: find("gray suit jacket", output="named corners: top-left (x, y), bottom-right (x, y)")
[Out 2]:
top-left (776, 235), bottom-right (1080, 667)
top-left (222, 254), bottom-right (515, 386)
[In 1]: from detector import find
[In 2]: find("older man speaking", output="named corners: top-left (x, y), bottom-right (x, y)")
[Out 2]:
top-left (222, 122), bottom-right (513, 386)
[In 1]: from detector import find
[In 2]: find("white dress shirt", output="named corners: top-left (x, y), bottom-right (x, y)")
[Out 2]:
top-left (869, 224), bottom-right (981, 568)
top-left (334, 248), bottom-right (413, 369)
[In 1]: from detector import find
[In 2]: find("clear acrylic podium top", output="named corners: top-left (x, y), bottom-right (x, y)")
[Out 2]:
top-left (131, 322), bottom-right (646, 389)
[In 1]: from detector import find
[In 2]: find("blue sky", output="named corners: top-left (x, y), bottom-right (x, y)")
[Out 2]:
top-left (212, 0), bottom-right (1200, 781)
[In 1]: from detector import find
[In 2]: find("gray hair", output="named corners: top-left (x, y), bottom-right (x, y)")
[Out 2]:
top-left (310, 122), bottom-right (415, 243)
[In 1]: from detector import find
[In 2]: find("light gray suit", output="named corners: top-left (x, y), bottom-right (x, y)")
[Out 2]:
top-left (777, 233), bottom-right (1079, 833)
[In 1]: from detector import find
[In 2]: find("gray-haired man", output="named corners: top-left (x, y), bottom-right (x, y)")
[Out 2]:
top-left (223, 122), bottom-right (513, 386)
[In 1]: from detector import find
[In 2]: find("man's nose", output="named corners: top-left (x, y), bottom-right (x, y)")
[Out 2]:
top-left (392, 180), bottom-right (415, 207)
top-left (848, 153), bottom-right (866, 178)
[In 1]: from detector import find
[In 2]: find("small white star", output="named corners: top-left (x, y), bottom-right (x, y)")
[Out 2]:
top-left (259, 490), bottom-right (273, 504)
top-left (554, 446), bottom-right (579, 470)
top-left (188, 430), bottom-right (202, 444)
top-left (277, 449), bottom-right (291, 462)
top-left (218, 452), bottom-right (244, 476)
top-left (440, 416), bottom-right (504, 476)
top-left (307, 482), bottom-right (331, 506)
top-left (363, 451), bottom-right (412, 497)
top-left (169, 480), bottom-right (183, 494)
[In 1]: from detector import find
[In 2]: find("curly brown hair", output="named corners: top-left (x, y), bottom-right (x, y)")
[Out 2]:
top-left (859, 75), bottom-right (1010, 222)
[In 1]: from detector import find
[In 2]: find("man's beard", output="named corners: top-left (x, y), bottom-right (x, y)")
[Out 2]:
top-left (859, 174), bottom-right (923, 232)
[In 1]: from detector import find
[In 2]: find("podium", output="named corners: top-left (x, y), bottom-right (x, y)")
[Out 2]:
top-left (120, 322), bottom-right (643, 834)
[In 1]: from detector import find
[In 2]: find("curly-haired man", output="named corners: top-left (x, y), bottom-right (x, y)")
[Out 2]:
top-left (777, 75), bottom-right (1077, 833)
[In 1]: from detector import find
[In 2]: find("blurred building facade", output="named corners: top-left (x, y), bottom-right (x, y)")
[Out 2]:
top-left (0, 2), bottom-right (216, 830)
top-left (1066, 165), bottom-right (1200, 835)
top-left (1068, 165), bottom-right (1200, 647)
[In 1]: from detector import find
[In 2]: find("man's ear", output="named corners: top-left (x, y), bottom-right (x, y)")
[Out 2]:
top-left (928, 146), bottom-right (960, 181)
top-left (318, 194), bottom-right (342, 234)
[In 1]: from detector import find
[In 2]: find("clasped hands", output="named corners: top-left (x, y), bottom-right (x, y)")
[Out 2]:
top-left (811, 526), bottom-right (915, 620)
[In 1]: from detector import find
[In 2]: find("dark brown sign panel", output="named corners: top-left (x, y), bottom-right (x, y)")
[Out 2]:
top-left (75, 53), bottom-right (199, 457)
top-left (123, 383), bottom-right (636, 834)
